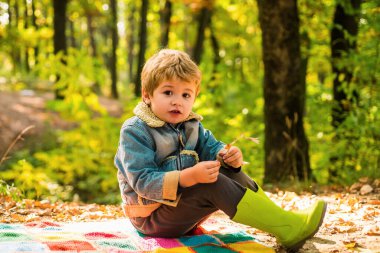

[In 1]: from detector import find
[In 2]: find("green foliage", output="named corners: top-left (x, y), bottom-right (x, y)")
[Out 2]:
top-left (2, 115), bottom-right (123, 203)
top-left (304, 0), bottom-right (380, 185)
top-left (1, 45), bottom-right (124, 203)
top-left (0, 180), bottom-right (23, 201)
top-left (2, 159), bottom-right (61, 200)
top-left (327, 89), bottom-right (380, 184)
top-left (36, 48), bottom-right (108, 98)
top-left (33, 116), bottom-right (122, 203)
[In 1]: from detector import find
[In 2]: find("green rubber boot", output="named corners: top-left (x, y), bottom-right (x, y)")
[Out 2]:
top-left (232, 187), bottom-right (327, 252)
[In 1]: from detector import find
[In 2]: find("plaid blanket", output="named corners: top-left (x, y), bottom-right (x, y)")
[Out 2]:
top-left (0, 217), bottom-right (274, 252)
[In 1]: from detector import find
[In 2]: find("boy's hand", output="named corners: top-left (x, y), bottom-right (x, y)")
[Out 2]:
top-left (192, 161), bottom-right (220, 183)
top-left (218, 146), bottom-right (243, 168)
top-left (179, 161), bottom-right (220, 187)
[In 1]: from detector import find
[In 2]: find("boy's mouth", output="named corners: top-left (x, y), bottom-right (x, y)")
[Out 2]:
top-left (169, 110), bottom-right (181, 114)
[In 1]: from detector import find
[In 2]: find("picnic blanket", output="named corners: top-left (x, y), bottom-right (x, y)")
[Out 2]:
top-left (0, 217), bottom-right (275, 253)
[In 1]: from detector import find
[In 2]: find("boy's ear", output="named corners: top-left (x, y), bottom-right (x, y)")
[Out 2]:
top-left (142, 89), bottom-right (151, 105)
top-left (195, 83), bottom-right (201, 96)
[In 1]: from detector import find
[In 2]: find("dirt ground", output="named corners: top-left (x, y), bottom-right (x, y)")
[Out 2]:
top-left (0, 91), bottom-right (122, 162)
top-left (212, 187), bottom-right (380, 253)
top-left (1, 188), bottom-right (379, 253)
top-left (1, 91), bottom-right (379, 252)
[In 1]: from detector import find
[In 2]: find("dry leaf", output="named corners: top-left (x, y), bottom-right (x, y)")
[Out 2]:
top-left (282, 191), bottom-right (299, 202)
top-left (343, 240), bottom-right (358, 249)
top-left (10, 213), bottom-right (25, 222)
top-left (349, 183), bottom-right (362, 192)
top-left (364, 225), bottom-right (380, 236)
top-left (24, 199), bottom-right (35, 209)
top-left (338, 218), bottom-right (355, 226)
top-left (34, 199), bottom-right (52, 209)
top-left (225, 134), bottom-right (259, 151)
top-left (368, 199), bottom-right (380, 205)
top-left (360, 184), bottom-right (373, 195)
top-left (347, 196), bottom-right (359, 206)
top-left (341, 226), bottom-right (358, 233)
top-left (245, 137), bottom-right (260, 144)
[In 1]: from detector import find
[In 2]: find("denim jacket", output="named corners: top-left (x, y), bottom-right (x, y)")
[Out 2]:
top-left (114, 102), bottom-right (225, 218)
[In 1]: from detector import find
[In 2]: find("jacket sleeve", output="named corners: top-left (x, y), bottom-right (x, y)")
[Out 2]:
top-left (116, 124), bottom-right (180, 201)
top-left (196, 122), bottom-right (225, 161)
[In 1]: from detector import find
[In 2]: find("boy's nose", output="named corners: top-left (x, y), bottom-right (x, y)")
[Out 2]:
top-left (171, 96), bottom-right (181, 106)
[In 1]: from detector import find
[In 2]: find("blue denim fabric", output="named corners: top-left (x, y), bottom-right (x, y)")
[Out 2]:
top-left (115, 115), bottom-right (225, 207)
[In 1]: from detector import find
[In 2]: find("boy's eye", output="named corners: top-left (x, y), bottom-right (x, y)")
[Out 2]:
top-left (183, 93), bottom-right (191, 98)
top-left (163, 91), bottom-right (173, 96)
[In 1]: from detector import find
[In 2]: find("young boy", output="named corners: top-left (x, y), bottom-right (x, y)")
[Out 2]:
top-left (114, 49), bottom-right (326, 251)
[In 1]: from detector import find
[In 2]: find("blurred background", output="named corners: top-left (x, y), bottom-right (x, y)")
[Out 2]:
top-left (0, 0), bottom-right (379, 204)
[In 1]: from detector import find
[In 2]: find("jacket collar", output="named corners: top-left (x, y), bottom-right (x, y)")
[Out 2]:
top-left (133, 102), bottom-right (203, 128)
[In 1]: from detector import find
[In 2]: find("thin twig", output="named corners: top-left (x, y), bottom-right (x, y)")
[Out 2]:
top-left (0, 125), bottom-right (35, 166)
top-left (225, 134), bottom-right (260, 151)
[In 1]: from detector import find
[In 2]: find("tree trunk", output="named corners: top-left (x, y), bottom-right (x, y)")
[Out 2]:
top-left (23, 0), bottom-right (30, 72)
top-left (15, 0), bottom-right (21, 68)
top-left (126, 2), bottom-right (136, 84)
top-left (31, 0), bottom-right (39, 66)
top-left (53, 0), bottom-right (68, 55)
top-left (110, 0), bottom-right (119, 99)
top-left (257, 0), bottom-right (311, 183)
top-left (330, 0), bottom-right (361, 128)
top-left (68, 18), bottom-right (76, 48)
top-left (86, 10), bottom-right (100, 94)
top-left (7, 0), bottom-right (11, 25)
top-left (210, 22), bottom-right (220, 81)
top-left (53, 0), bottom-right (68, 100)
top-left (160, 0), bottom-right (172, 48)
top-left (300, 31), bottom-right (311, 123)
top-left (7, 0), bottom-right (13, 72)
top-left (192, 7), bottom-right (211, 64)
top-left (9, 0), bottom-right (22, 72)
top-left (134, 0), bottom-right (149, 97)
top-left (87, 14), bottom-right (97, 59)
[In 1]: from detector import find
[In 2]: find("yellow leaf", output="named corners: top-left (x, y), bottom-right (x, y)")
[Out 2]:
top-left (344, 242), bottom-right (357, 249)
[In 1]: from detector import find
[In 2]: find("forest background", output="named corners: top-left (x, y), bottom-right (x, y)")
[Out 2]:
top-left (0, 0), bottom-right (379, 205)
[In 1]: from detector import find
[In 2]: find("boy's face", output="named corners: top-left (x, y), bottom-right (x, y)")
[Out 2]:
top-left (143, 79), bottom-right (197, 124)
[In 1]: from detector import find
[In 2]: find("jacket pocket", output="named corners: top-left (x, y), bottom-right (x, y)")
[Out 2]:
top-left (160, 150), bottom-right (199, 171)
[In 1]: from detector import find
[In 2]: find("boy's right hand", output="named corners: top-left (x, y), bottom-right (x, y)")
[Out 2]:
top-left (192, 161), bottom-right (221, 183)
top-left (179, 161), bottom-right (220, 187)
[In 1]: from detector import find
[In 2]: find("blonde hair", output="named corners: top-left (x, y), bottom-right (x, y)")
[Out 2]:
top-left (141, 49), bottom-right (201, 96)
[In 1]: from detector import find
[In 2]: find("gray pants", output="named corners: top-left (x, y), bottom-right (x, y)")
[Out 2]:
top-left (130, 168), bottom-right (258, 237)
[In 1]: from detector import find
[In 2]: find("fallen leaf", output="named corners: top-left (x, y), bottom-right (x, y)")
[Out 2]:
top-left (364, 225), bottom-right (380, 236)
top-left (24, 199), bottom-right (34, 209)
top-left (343, 240), bottom-right (358, 249)
top-left (339, 226), bottom-right (358, 233)
top-left (11, 213), bottom-right (25, 222)
top-left (282, 191), bottom-right (298, 202)
top-left (360, 184), bottom-right (373, 195)
top-left (349, 183), bottom-right (362, 192)
top-left (373, 179), bottom-right (380, 188)
top-left (368, 199), bottom-right (380, 205)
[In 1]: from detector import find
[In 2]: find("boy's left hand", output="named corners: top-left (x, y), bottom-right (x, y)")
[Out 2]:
top-left (218, 146), bottom-right (243, 168)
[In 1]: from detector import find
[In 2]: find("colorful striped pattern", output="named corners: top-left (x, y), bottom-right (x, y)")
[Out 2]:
top-left (0, 218), bottom-right (274, 252)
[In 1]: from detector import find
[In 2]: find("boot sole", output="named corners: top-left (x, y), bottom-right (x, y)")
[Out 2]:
top-left (286, 201), bottom-right (328, 253)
